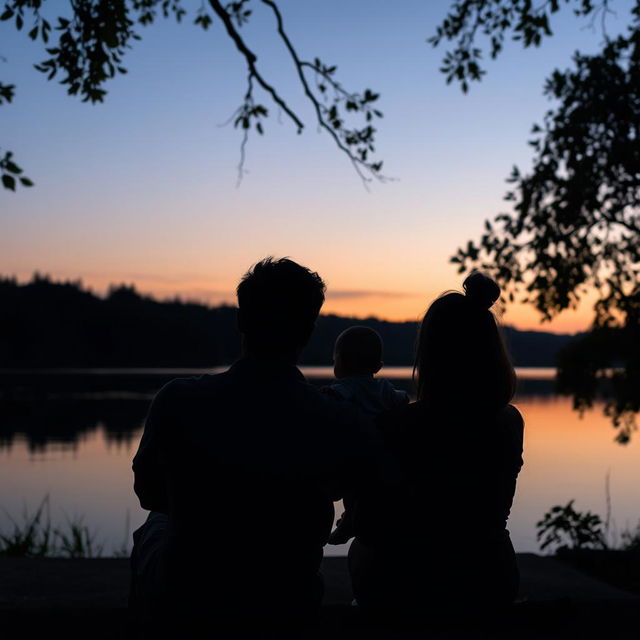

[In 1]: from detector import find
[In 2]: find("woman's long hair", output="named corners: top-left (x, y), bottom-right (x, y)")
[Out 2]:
top-left (413, 272), bottom-right (516, 413)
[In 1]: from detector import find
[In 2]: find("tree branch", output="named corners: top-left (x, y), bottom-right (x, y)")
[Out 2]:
top-left (260, 0), bottom-right (384, 184)
top-left (207, 0), bottom-right (304, 132)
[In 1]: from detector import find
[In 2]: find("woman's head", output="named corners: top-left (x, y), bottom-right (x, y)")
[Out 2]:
top-left (414, 272), bottom-right (516, 411)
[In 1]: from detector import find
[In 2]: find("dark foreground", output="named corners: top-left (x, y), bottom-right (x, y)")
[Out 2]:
top-left (2, 554), bottom-right (639, 638)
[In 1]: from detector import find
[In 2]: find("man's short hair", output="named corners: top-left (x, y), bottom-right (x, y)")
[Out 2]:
top-left (335, 326), bottom-right (383, 374)
top-left (237, 257), bottom-right (326, 352)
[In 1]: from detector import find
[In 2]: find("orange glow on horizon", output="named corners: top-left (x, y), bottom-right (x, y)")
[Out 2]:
top-left (130, 280), bottom-right (593, 334)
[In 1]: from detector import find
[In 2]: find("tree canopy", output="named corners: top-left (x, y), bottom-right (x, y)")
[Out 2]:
top-left (442, 0), bottom-right (640, 440)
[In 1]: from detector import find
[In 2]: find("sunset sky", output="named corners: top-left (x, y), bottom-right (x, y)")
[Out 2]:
top-left (2, 0), bottom-right (632, 333)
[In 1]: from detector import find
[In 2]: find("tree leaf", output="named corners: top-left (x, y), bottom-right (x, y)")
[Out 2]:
top-left (2, 174), bottom-right (16, 191)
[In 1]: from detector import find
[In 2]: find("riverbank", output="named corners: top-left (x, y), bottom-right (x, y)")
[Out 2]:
top-left (2, 553), bottom-right (639, 638)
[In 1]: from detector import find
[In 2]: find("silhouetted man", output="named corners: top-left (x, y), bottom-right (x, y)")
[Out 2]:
top-left (131, 258), bottom-right (384, 631)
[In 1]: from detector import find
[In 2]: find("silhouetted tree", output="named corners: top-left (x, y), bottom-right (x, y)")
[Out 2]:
top-left (0, 274), bottom-right (576, 368)
top-left (3, 1), bottom-right (630, 191)
top-left (438, 1), bottom-right (640, 438)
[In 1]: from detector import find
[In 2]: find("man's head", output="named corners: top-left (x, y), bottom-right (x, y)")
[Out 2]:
top-left (237, 257), bottom-right (326, 359)
top-left (333, 326), bottom-right (383, 378)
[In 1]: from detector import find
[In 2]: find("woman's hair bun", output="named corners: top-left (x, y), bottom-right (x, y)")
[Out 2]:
top-left (463, 271), bottom-right (500, 309)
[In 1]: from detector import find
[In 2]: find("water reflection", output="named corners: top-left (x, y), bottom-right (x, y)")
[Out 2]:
top-left (2, 368), bottom-right (638, 555)
top-left (0, 395), bottom-right (149, 453)
top-left (0, 367), bottom-right (556, 453)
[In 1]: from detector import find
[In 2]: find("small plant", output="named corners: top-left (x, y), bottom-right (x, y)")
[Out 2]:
top-left (54, 516), bottom-right (103, 558)
top-left (0, 496), bottom-right (53, 557)
top-left (620, 523), bottom-right (640, 552)
top-left (111, 509), bottom-right (131, 558)
top-left (0, 497), bottom-right (104, 558)
top-left (536, 500), bottom-right (608, 553)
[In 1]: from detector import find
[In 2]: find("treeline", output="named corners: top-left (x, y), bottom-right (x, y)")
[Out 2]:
top-left (0, 275), bottom-right (578, 368)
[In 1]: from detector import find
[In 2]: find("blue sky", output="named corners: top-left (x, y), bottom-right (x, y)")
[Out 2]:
top-left (2, 0), bottom-right (634, 330)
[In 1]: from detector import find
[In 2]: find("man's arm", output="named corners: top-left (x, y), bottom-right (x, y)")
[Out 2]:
top-left (132, 383), bottom-right (175, 513)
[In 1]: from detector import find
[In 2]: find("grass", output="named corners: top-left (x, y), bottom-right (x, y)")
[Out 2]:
top-left (112, 509), bottom-right (131, 558)
top-left (0, 496), bottom-right (53, 557)
top-left (0, 496), bottom-right (112, 558)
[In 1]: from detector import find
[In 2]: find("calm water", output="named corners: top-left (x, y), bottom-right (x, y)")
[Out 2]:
top-left (1, 367), bottom-right (638, 556)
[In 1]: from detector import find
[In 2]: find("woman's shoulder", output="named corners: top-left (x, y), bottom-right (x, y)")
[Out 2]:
top-left (495, 404), bottom-right (524, 457)
top-left (496, 404), bottom-right (524, 432)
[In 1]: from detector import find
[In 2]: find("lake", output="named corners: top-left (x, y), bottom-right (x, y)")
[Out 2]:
top-left (1, 367), bottom-right (638, 556)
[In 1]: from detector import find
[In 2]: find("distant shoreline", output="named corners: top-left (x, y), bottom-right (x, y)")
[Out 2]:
top-left (0, 278), bottom-right (580, 368)
top-left (0, 366), bottom-right (557, 380)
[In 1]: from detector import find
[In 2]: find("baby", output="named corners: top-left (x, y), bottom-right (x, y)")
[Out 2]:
top-left (326, 326), bottom-right (409, 544)
top-left (326, 325), bottom-right (409, 414)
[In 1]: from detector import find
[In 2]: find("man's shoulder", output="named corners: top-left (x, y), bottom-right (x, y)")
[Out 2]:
top-left (152, 371), bottom-right (230, 404)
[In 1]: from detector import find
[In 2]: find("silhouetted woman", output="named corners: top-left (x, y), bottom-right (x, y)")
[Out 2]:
top-left (349, 272), bottom-right (523, 622)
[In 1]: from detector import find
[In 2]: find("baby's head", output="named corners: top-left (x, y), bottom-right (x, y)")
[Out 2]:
top-left (333, 326), bottom-right (383, 378)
